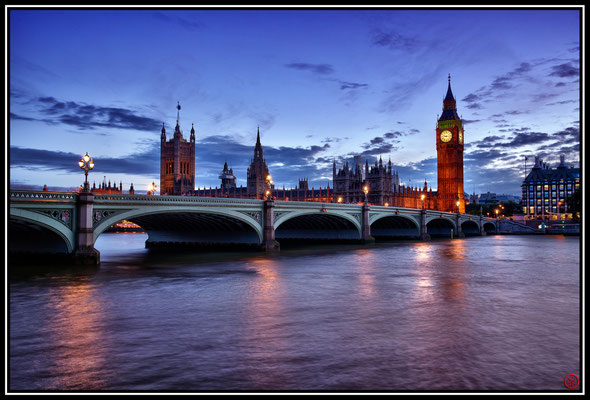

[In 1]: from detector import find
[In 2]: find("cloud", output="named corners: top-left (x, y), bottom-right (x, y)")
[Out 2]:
top-left (284, 62), bottom-right (335, 75)
top-left (33, 96), bottom-right (162, 132)
top-left (10, 112), bottom-right (37, 122)
top-left (10, 144), bottom-right (160, 176)
top-left (371, 28), bottom-right (420, 52)
top-left (549, 63), bottom-right (579, 78)
top-left (339, 81), bottom-right (369, 90)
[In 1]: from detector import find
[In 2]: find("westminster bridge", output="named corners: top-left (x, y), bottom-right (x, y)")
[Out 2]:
top-left (9, 190), bottom-right (498, 264)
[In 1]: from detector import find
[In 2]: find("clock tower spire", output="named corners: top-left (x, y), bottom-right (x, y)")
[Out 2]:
top-left (436, 75), bottom-right (465, 213)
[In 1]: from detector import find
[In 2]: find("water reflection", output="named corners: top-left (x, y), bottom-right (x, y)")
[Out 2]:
top-left (44, 277), bottom-right (107, 390)
top-left (10, 234), bottom-right (580, 391)
top-left (351, 249), bottom-right (377, 299)
top-left (239, 257), bottom-right (292, 389)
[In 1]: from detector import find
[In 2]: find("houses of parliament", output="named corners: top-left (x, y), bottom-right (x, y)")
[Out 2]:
top-left (160, 76), bottom-right (466, 213)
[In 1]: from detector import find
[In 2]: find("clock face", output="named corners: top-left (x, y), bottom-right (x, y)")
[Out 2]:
top-left (440, 130), bottom-right (452, 142)
top-left (458, 130), bottom-right (463, 144)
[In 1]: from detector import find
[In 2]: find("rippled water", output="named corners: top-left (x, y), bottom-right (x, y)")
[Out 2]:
top-left (9, 234), bottom-right (580, 392)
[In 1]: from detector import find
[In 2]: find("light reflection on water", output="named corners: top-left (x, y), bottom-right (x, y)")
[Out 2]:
top-left (9, 233), bottom-right (580, 391)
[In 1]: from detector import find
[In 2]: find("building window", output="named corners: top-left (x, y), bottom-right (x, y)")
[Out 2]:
top-left (544, 184), bottom-right (549, 191)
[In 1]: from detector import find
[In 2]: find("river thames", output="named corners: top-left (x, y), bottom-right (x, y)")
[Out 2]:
top-left (8, 233), bottom-right (580, 392)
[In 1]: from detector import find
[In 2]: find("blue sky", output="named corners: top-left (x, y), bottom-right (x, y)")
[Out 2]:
top-left (8, 8), bottom-right (581, 195)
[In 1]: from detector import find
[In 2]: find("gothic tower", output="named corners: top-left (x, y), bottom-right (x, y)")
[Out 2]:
top-left (160, 102), bottom-right (196, 195)
top-left (246, 127), bottom-right (272, 198)
top-left (436, 75), bottom-right (465, 213)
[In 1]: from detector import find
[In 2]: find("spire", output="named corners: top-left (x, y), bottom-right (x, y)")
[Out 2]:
top-left (256, 125), bottom-right (261, 145)
top-left (253, 126), bottom-right (263, 160)
top-left (176, 101), bottom-right (181, 124)
top-left (439, 74), bottom-right (459, 121)
top-left (444, 73), bottom-right (455, 102)
top-left (190, 123), bottom-right (195, 135)
top-left (161, 122), bottom-right (166, 134)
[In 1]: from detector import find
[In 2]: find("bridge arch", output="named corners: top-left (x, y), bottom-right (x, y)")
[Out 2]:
top-left (483, 221), bottom-right (497, 234)
top-left (274, 210), bottom-right (362, 241)
top-left (93, 207), bottom-right (263, 246)
top-left (9, 209), bottom-right (75, 253)
top-left (461, 220), bottom-right (481, 236)
top-left (426, 217), bottom-right (457, 238)
top-left (369, 213), bottom-right (420, 238)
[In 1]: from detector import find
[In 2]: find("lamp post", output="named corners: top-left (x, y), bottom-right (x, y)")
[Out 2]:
top-left (147, 181), bottom-right (158, 196)
top-left (456, 200), bottom-right (461, 214)
top-left (363, 184), bottom-right (369, 205)
top-left (495, 208), bottom-right (499, 218)
top-left (265, 174), bottom-right (273, 200)
top-left (421, 194), bottom-right (425, 210)
top-left (78, 152), bottom-right (94, 192)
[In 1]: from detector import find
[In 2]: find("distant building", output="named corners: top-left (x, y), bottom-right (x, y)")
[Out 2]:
top-left (191, 128), bottom-right (331, 202)
top-left (478, 192), bottom-right (521, 204)
top-left (89, 177), bottom-right (129, 194)
top-left (521, 155), bottom-right (580, 220)
top-left (160, 102), bottom-right (195, 195)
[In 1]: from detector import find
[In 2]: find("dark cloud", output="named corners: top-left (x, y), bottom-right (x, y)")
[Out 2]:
top-left (339, 81), bottom-right (369, 90)
top-left (384, 131), bottom-right (403, 139)
top-left (461, 119), bottom-right (481, 125)
top-left (549, 63), bottom-right (579, 78)
top-left (285, 62), bottom-right (334, 75)
top-left (466, 102), bottom-right (483, 110)
top-left (494, 131), bottom-right (551, 148)
top-left (371, 28), bottom-right (419, 51)
top-left (10, 112), bottom-right (37, 122)
top-left (357, 144), bottom-right (396, 157)
top-left (462, 93), bottom-right (480, 103)
top-left (10, 144), bottom-right (160, 176)
top-left (34, 96), bottom-right (162, 132)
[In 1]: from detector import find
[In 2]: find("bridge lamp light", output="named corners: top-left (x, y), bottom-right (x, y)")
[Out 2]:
top-left (421, 194), bottom-right (425, 210)
top-left (363, 185), bottom-right (369, 205)
top-left (147, 181), bottom-right (158, 196)
top-left (384, 202), bottom-right (389, 207)
top-left (337, 197), bottom-right (343, 203)
top-left (456, 200), bottom-right (461, 214)
top-left (78, 152), bottom-right (94, 192)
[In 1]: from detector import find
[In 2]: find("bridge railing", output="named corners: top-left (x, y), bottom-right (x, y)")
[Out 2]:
top-left (10, 191), bottom-right (77, 202)
top-left (94, 193), bottom-right (265, 206)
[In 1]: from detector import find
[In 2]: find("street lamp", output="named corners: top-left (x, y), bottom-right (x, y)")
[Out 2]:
top-left (495, 208), bottom-right (499, 218)
top-left (78, 152), bottom-right (94, 192)
top-left (337, 196), bottom-right (343, 203)
top-left (147, 181), bottom-right (158, 196)
top-left (421, 194), bottom-right (425, 210)
top-left (265, 174), bottom-right (273, 200)
top-left (363, 185), bottom-right (369, 205)
top-left (456, 200), bottom-right (460, 214)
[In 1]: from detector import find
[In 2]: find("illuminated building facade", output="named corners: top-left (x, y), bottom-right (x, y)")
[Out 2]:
top-left (435, 74), bottom-right (465, 213)
top-left (160, 102), bottom-right (196, 195)
top-left (521, 155), bottom-right (580, 220)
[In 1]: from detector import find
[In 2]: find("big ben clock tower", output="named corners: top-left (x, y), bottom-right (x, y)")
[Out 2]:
top-left (436, 74), bottom-right (465, 213)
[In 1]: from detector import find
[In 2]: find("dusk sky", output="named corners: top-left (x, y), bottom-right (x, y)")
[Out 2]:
top-left (8, 7), bottom-right (581, 196)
